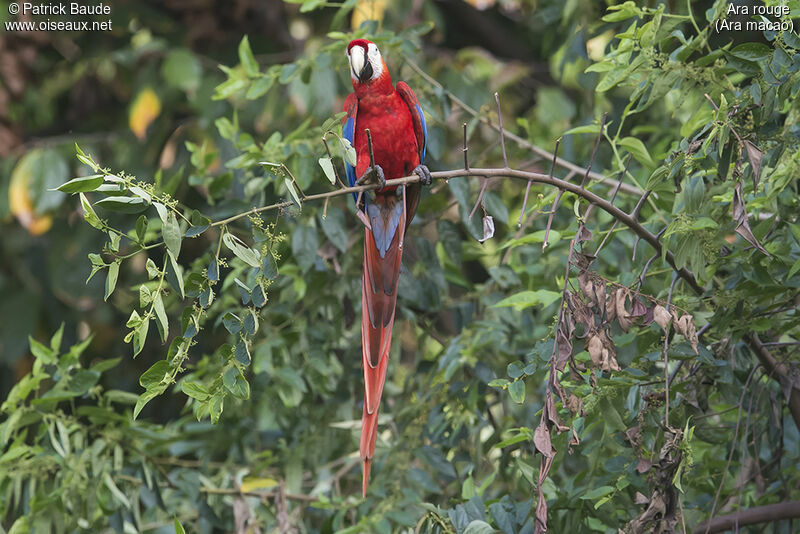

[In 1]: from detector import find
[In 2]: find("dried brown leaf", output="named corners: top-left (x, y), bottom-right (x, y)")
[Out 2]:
top-left (732, 179), bottom-right (771, 257)
top-left (533, 422), bottom-right (553, 458)
top-left (630, 297), bottom-right (647, 317)
top-left (679, 313), bottom-right (698, 354)
top-left (605, 288), bottom-right (617, 322)
top-left (744, 140), bottom-right (762, 191)
top-left (479, 215), bottom-right (495, 242)
top-left (587, 334), bottom-right (603, 367)
top-left (566, 394), bottom-right (582, 415)
top-left (634, 491), bottom-right (650, 505)
top-left (653, 305), bottom-right (672, 331)
top-left (636, 458), bottom-right (652, 474)
top-left (616, 288), bottom-right (633, 331)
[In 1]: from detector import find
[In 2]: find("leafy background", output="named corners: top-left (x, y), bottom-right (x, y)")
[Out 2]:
top-left (1, 0), bottom-right (800, 532)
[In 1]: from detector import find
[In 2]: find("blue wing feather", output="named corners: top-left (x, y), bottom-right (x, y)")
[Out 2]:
top-left (342, 94), bottom-right (359, 202)
top-left (343, 117), bottom-right (356, 188)
top-left (416, 103), bottom-right (427, 164)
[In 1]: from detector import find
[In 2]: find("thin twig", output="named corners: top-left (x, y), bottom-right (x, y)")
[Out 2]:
top-left (495, 92), bottom-right (509, 168)
top-left (704, 365), bottom-right (764, 533)
top-left (664, 273), bottom-right (680, 429)
top-left (403, 57), bottom-right (642, 195)
top-left (542, 139), bottom-right (564, 250)
top-left (462, 122), bottom-right (469, 171)
top-left (580, 113), bottom-right (607, 188)
top-left (469, 177), bottom-right (489, 219)
top-left (366, 128), bottom-right (375, 170)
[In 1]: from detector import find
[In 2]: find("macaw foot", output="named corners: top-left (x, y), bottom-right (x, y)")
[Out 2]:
top-left (357, 165), bottom-right (386, 190)
top-left (413, 164), bottom-right (432, 186)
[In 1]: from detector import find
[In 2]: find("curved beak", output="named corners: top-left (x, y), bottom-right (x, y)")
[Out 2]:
top-left (349, 46), bottom-right (372, 83)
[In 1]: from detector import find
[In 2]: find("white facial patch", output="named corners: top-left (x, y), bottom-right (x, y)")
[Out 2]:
top-left (365, 42), bottom-right (383, 81)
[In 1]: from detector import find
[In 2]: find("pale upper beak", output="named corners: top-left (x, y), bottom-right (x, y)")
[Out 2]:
top-left (349, 46), bottom-right (369, 83)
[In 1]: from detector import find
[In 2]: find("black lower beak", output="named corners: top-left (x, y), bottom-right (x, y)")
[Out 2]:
top-left (358, 62), bottom-right (373, 84)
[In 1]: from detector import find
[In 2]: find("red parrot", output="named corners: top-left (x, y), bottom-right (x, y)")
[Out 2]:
top-left (342, 38), bottom-right (431, 497)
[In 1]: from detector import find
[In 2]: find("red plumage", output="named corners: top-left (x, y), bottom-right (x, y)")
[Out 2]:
top-left (343, 39), bottom-right (427, 496)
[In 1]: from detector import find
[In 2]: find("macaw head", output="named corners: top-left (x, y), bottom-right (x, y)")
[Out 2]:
top-left (347, 39), bottom-right (391, 92)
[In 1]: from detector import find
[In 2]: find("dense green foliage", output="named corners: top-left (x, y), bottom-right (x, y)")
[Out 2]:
top-left (2, 0), bottom-right (800, 532)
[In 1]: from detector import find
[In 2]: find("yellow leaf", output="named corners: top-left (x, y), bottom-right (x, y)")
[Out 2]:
top-left (351, 0), bottom-right (388, 30)
top-left (239, 477), bottom-right (278, 493)
top-left (129, 88), bottom-right (161, 140)
top-left (8, 149), bottom-right (67, 236)
top-left (463, 0), bottom-right (496, 9)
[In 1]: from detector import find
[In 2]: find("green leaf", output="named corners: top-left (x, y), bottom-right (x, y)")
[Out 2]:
top-left (563, 124), bottom-right (601, 136)
top-left (318, 157), bottom-right (336, 184)
top-left (729, 42), bottom-right (771, 63)
top-left (508, 380), bottom-right (526, 403)
top-left (493, 290), bottom-right (562, 310)
top-left (235, 339), bottom-right (251, 365)
top-left (243, 309), bottom-right (258, 335)
top-left (507, 361), bottom-right (524, 379)
top-left (80, 193), bottom-right (104, 230)
top-left (501, 229), bottom-right (561, 249)
top-left (284, 177), bottom-right (302, 208)
top-left (50, 323), bottom-right (64, 353)
top-left (581, 485), bottom-right (615, 500)
top-left (29, 336), bottom-right (55, 363)
top-left (132, 319), bottom-right (149, 357)
top-left (133, 387), bottom-right (163, 420)
top-left (163, 212), bottom-right (182, 259)
top-left (90, 357), bottom-right (121, 374)
top-left (168, 253), bottom-right (185, 299)
top-left (463, 520), bottom-right (497, 534)
top-left (224, 367), bottom-right (250, 399)
top-left (603, 0), bottom-right (641, 20)
top-left (320, 207), bottom-right (348, 253)
top-left (292, 226), bottom-right (319, 272)
top-left (787, 257), bottom-right (800, 280)
top-left (174, 518), bottom-right (186, 534)
top-left (340, 136), bottom-right (357, 166)
top-left (103, 472), bottom-right (131, 509)
top-left (104, 261), bottom-right (120, 301)
top-left (618, 136), bottom-right (655, 167)
top-left (139, 360), bottom-right (171, 388)
top-left (94, 196), bottom-right (149, 214)
top-left (56, 174), bottom-right (103, 193)
top-left (238, 36), bottom-right (259, 77)
top-left (223, 232), bottom-right (261, 268)
top-left (246, 75), bottom-right (275, 100)
top-left (262, 250), bottom-right (278, 279)
top-left (161, 48), bottom-right (202, 92)
top-left (136, 215), bottom-right (148, 242)
top-left (181, 381), bottom-right (210, 401)
top-left (207, 258), bottom-right (219, 281)
top-left (223, 312), bottom-right (242, 334)
top-left (153, 292), bottom-right (169, 342)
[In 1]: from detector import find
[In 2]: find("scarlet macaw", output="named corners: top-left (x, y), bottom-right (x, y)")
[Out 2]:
top-left (343, 38), bottom-right (431, 497)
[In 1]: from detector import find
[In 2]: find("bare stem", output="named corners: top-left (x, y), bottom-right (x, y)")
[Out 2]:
top-left (462, 122), bottom-right (469, 171)
top-left (495, 92), bottom-right (509, 168)
top-left (403, 57), bottom-right (642, 195)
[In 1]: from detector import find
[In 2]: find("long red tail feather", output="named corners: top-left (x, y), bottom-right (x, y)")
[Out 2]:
top-left (360, 193), bottom-right (406, 497)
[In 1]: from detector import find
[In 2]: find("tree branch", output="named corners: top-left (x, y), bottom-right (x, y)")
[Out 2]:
top-left (694, 500), bottom-right (800, 533)
top-left (211, 167), bottom-right (700, 295)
